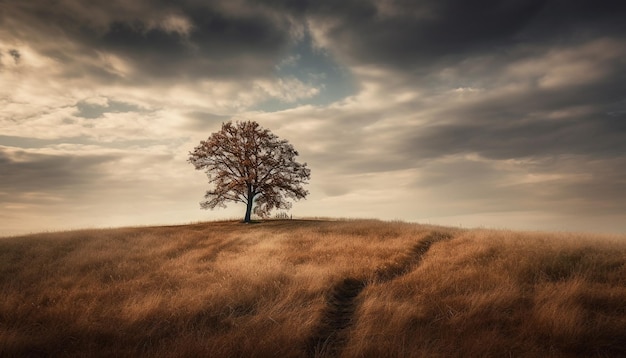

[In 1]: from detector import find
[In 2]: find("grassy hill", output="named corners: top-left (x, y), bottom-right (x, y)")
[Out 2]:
top-left (1, 219), bottom-right (625, 357)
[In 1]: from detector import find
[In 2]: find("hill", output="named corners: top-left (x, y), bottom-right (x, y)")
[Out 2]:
top-left (1, 219), bottom-right (625, 357)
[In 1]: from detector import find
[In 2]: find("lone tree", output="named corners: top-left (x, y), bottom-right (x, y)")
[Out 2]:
top-left (188, 121), bottom-right (310, 223)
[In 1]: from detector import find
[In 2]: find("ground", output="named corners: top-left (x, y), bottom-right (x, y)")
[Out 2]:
top-left (1, 219), bottom-right (625, 357)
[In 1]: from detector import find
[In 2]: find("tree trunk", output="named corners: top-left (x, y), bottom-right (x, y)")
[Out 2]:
top-left (244, 186), bottom-right (254, 223)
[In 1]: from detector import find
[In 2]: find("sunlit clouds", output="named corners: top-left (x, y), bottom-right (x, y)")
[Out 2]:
top-left (1, 1), bottom-right (626, 235)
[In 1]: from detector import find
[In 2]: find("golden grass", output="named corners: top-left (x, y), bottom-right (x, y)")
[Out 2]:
top-left (1, 220), bottom-right (625, 357)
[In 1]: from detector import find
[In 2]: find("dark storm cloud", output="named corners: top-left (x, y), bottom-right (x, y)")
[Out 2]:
top-left (320, 0), bottom-right (544, 67)
top-left (402, 64), bottom-right (626, 161)
top-left (0, 147), bottom-right (121, 200)
top-left (8, 1), bottom-right (624, 81)
top-left (92, 7), bottom-right (289, 79)
top-left (1, 1), bottom-right (294, 82)
top-left (270, 0), bottom-right (626, 70)
top-left (263, 0), bottom-right (626, 170)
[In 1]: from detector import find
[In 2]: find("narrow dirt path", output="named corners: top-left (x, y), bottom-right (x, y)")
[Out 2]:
top-left (305, 231), bottom-right (453, 357)
top-left (305, 277), bottom-right (366, 357)
top-left (374, 231), bottom-right (452, 283)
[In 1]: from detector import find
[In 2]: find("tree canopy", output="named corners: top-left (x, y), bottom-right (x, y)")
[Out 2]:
top-left (188, 121), bottom-right (310, 222)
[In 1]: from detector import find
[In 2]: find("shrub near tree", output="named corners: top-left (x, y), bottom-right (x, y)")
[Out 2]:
top-left (189, 121), bottom-right (310, 223)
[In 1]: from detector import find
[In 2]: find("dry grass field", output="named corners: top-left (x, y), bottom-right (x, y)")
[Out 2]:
top-left (1, 219), bottom-right (625, 357)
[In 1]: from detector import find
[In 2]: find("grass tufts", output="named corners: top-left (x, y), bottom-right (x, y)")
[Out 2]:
top-left (0, 220), bottom-right (625, 357)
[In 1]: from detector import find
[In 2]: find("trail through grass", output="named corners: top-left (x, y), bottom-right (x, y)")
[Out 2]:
top-left (1, 220), bottom-right (625, 357)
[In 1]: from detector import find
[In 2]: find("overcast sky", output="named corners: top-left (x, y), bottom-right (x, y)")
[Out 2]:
top-left (2, 0), bottom-right (626, 236)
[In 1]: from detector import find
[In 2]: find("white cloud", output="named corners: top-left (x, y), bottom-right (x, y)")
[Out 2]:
top-left (254, 77), bottom-right (320, 103)
top-left (81, 96), bottom-right (108, 108)
top-left (157, 14), bottom-right (194, 36)
top-left (507, 38), bottom-right (626, 89)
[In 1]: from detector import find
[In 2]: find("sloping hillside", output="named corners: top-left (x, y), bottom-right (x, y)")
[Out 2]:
top-left (1, 220), bottom-right (625, 357)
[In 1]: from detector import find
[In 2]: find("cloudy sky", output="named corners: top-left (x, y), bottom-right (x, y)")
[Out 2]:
top-left (2, 1), bottom-right (626, 236)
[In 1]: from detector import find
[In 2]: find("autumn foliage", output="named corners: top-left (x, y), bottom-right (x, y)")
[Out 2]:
top-left (188, 121), bottom-right (310, 222)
